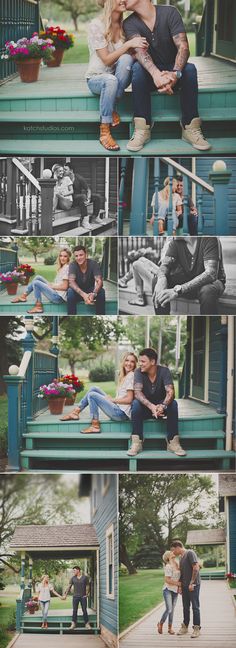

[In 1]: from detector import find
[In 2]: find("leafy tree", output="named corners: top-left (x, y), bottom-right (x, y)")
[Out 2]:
top-left (124, 316), bottom-right (187, 371)
top-left (19, 237), bottom-right (56, 262)
top-left (0, 317), bottom-right (24, 395)
top-left (119, 474), bottom-right (221, 574)
top-left (59, 316), bottom-right (124, 373)
top-left (0, 475), bottom-right (79, 573)
top-left (51, 0), bottom-right (99, 31)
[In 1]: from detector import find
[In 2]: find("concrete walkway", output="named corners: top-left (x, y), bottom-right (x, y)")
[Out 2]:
top-left (120, 581), bottom-right (236, 648)
top-left (8, 634), bottom-right (104, 648)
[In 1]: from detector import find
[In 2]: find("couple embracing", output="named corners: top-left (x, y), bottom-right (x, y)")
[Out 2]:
top-left (158, 540), bottom-right (201, 639)
top-left (62, 347), bottom-right (186, 459)
top-left (86, 0), bottom-right (211, 152)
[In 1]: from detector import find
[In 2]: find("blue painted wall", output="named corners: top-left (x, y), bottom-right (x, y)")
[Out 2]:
top-left (91, 475), bottom-right (118, 637)
top-left (196, 158), bottom-right (236, 235)
top-left (228, 498), bottom-right (236, 572)
top-left (208, 318), bottom-right (224, 410)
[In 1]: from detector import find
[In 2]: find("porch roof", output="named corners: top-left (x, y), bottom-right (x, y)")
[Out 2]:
top-left (219, 475), bottom-right (236, 497)
top-left (10, 524), bottom-right (99, 550)
top-left (186, 529), bottom-right (226, 545)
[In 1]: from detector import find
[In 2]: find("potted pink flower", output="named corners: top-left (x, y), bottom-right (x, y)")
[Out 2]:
top-left (38, 380), bottom-right (75, 415)
top-left (2, 35), bottom-right (55, 82)
top-left (0, 270), bottom-right (24, 295)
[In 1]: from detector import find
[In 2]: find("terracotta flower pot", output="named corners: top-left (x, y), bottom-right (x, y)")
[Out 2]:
top-left (47, 48), bottom-right (64, 67)
top-left (48, 397), bottom-right (65, 415)
top-left (6, 283), bottom-right (18, 296)
top-left (19, 275), bottom-right (29, 285)
top-left (17, 58), bottom-right (41, 83)
top-left (65, 394), bottom-right (76, 406)
top-left (28, 608), bottom-right (35, 615)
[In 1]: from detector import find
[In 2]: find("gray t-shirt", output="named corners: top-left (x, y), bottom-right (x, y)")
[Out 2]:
top-left (69, 574), bottom-right (89, 597)
top-left (123, 5), bottom-right (185, 69)
top-left (69, 258), bottom-right (102, 293)
top-left (180, 550), bottom-right (200, 587)
top-left (134, 365), bottom-right (173, 404)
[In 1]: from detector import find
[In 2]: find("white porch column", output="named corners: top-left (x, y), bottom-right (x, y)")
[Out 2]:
top-left (226, 316), bottom-right (235, 450)
top-left (96, 548), bottom-right (100, 627)
top-left (20, 551), bottom-right (26, 591)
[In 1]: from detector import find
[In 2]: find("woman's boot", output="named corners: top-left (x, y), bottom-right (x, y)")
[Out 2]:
top-left (157, 622), bottom-right (163, 634)
top-left (168, 624), bottom-right (175, 634)
top-left (100, 124), bottom-right (120, 151)
top-left (81, 419), bottom-right (101, 434)
top-left (158, 220), bottom-right (165, 235)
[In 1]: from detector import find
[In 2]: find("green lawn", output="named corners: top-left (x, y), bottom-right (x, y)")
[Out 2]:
top-left (62, 31), bottom-right (195, 65)
top-left (119, 569), bottom-right (164, 633)
top-left (0, 395), bottom-right (8, 456)
top-left (0, 597), bottom-right (16, 648)
top-left (74, 380), bottom-right (116, 401)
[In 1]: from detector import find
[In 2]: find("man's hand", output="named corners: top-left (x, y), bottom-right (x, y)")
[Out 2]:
top-left (150, 403), bottom-right (159, 418)
top-left (152, 69), bottom-right (174, 95)
top-left (155, 404), bottom-right (166, 417)
top-left (189, 584), bottom-right (195, 592)
top-left (82, 292), bottom-right (93, 305)
top-left (87, 292), bottom-right (95, 303)
top-left (155, 288), bottom-right (177, 308)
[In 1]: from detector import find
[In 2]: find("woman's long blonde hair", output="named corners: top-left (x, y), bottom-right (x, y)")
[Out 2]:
top-left (118, 352), bottom-right (138, 385)
top-left (56, 248), bottom-right (71, 270)
top-left (41, 574), bottom-right (49, 586)
top-left (160, 177), bottom-right (178, 202)
top-left (98, 0), bottom-right (125, 44)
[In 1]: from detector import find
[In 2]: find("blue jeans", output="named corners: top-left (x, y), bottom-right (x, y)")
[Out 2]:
top-left (67, 287), bottom-right (105, 315)
top-left (79, 386), bottom-right (129, 421)
top-left (40, 600), bottom-right (50, 622)
top-left (182, 584), bottom-right (201, 627)
top-left (26, 275), bottom-right (64, 304)
top-left (72, 596), bottom-right (88, 625)
top-left (131, 61), bottom-right (199, 126)
top-left (131, 398), bottom-right (178, 441)
top-left (160, 588), bottom-right (178, 625)
top-left (87, 54), bottom-right (133, 123)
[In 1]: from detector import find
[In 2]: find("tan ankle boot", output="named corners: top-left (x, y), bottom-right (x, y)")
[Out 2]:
top-left (127, 435), bottom-right (143, 456)
top-left (168, 624), bottom-right (175, 634)
top-left (158, 219), bottom-right (165, 235)
top-left (167, 435), bottom-right (186, 456)
top-left (81, 419), bottom-right (101, 434)
top-left (181, 117), bottom-right (211, 151)
top-left (157, 622), bottom-right (163, 634)
top-left (127, 118), bottom-right (151, 152)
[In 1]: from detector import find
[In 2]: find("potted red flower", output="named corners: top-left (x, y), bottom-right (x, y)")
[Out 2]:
top-left (38, 380), bottom-right (75, 415)
top-left (26, 598), bottom-right (39, 615)
top-left (60, 374), bottom-right (84, 405)
top-left (17, 263), bottom-right (35, 285)
top-left (0, 270), bottom-right (24, 295)
top-left (39, 26), bottom-right (74, 67)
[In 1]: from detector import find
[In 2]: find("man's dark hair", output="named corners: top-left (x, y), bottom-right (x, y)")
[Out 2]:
top-left (139, 348), bottom-right (157, 363)
top-left (170, 540), bottom-right (184, 548)
top-left (73, 245), bottom-right (87, 254)
top-left (176, 175), bottom-right (183, 182)
top-left (73, 565), bottom-right (81, 570)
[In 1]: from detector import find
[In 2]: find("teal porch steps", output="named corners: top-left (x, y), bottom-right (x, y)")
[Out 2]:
top-left (0, 281), bottom-right (118, 315)
top-left (21, 612), bottom-right (99, 635)
top-left (19, 405), bottom-right (236, 471)
top-left (1, 57), bottom-right (236, 155)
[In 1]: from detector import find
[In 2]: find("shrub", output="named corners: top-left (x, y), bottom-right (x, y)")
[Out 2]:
top-left (203, 559), bottom-right (217, 568)
top-left (89, 362), bottom-right (115, 382)
top-left (44, 255), bottom-right (57, 265)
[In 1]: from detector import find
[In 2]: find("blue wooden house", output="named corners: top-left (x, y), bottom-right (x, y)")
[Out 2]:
top-left (80, 474), bottom-right (118, 648)
top-left (4, 315), bottom-right (236, 473)
top-left (9, 474), bottom-right (118, 647)
top-left (0, 1), bottom-right (236, 156)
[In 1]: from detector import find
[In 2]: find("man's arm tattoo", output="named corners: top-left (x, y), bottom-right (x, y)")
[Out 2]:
top-left (191, 564), bottom-right (200, 584)
top-left (69, 273), bottom-right (83, 296)
top-left (134, 382), bottom-right (153, 410)
top-left (173, 32), bottom-right (190, 70)
top-left (180, 259), bottom-right (218, 296)
top-left (163, 384), bottom-right (175, 407)
top-left (94, 274), bottom-right (103, 293)
top-left (133, 38), bottom-right (158, 76)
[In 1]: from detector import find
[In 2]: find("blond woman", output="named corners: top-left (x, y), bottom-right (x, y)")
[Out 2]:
top-left (12, 248), bottom-right (71, 313)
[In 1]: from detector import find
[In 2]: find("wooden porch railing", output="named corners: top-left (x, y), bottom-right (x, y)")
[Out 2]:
top-left (119, 236), bottom-right (165, 278)
top-left (0, 0), bottom-right (40, 84)
top-left (0, 157), bottom-right (56, 235)
top-left (4, 325), bottom-right (58, 471)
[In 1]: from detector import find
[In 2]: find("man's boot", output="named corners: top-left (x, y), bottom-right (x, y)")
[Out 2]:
top-left (181, 118), bottom-right (211, 151)
top-left (177, 623), bottom-right (188, 635)
top-left (127, 435), bottom-right (143, 456)
top-left (81, 419), bottom-right (101, 434)
top-left (167, 435), bottom-right (186, 456)
top-left (191, 625), bottom-right (201, 638)
top-left (85, 622), bottom-right (92, 629)
top-left (81, 216), bottom-right (93, 230)
top-left (127, 118), bottom-right (151, 152)
top-left (69, 622), bottom-right (76, 630)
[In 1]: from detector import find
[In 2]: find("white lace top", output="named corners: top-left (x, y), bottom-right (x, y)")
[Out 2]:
top-left (54, 264), bottom-right (69, 302)
top-left (163, 563), bottom-right (180, 594)
top-left (116, 371), bottom-right (134, 419)
top-left (86, 17), bottom-right (123, 78)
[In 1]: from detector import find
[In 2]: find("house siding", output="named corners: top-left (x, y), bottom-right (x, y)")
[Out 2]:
top-left (228, 497), bottom-right (236, 572)
top-left (91, 475), bottom-right (118, 641)
top-left (196, 158), bottom-right (236, 235)
top-left (208, 318), bottom-right (223, 409)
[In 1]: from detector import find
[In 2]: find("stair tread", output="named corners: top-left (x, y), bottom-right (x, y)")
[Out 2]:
top-left (0, 138), bottom-right (236, 156)
top-left (1, 107), bottom-right (236, 122)
top-left (23, 430), bottom-right (225, 439)
top-left (20, 449), bottom-right (235, 459)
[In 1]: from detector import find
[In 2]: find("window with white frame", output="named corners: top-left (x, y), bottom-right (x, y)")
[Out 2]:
top-left (106, 523), bottom-right (114, 599)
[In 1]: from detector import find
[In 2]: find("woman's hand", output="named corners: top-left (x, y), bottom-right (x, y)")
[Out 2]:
top-left (127, 36), bottom-right (148, 50)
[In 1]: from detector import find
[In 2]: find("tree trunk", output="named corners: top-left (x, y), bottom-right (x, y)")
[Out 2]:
top-left (120, 543), bottom-right (137, 574)
top-left (71, 14), bottom-right (79, 32)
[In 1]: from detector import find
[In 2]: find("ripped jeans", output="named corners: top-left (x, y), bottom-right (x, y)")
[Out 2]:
top-left (87, 54), bottom-right (133, 123)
